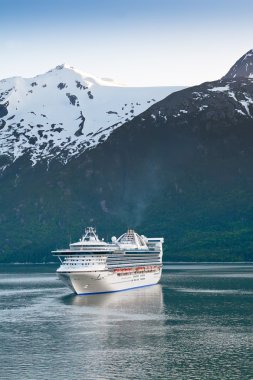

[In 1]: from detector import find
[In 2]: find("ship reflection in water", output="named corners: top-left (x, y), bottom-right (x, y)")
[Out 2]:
top-left (60, 284), bottom-right (164, 313)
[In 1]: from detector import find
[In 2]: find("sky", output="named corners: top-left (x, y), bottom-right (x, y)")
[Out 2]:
top-left (0, 0), bottom-right (253, 86)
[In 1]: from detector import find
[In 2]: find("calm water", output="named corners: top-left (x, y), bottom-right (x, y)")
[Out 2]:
top-left (0, 264), bottom-right (252, 380)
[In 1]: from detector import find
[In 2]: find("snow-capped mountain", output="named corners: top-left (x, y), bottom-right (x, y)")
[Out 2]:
top-left (1, 49), bottom-right (253, 264)
top-left (0, 64), bottom-right (183, 166)
top-left (223, 49), bottom-right (253, 79)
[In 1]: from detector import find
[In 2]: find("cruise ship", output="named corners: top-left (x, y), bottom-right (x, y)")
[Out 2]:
top-left (52, 227), bottom-right (164, 295)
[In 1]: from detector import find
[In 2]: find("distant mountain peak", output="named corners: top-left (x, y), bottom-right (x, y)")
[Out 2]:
top-left (46, 64), bottom-right (123, 87)
top-left (222, 49), bottom-right (253, 79)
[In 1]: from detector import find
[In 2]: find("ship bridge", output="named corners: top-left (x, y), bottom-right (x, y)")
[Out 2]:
top-left (70, 227), bottom-right (108, 248)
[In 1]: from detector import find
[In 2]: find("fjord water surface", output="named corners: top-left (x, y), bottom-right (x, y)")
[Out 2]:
top-left (0, 264), bottom-right (252, 380)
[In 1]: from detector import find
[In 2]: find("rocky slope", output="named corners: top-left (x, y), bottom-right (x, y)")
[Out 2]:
top-left (223, 49), bottom-right (253, 79)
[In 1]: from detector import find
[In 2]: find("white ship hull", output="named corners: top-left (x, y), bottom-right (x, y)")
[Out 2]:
top-left (58, 268), bottom-right (162, 295)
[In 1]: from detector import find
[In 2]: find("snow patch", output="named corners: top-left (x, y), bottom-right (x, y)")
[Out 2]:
top-left (236, 109), bottom-right (246, 116)
top-left (192, 92), bottom-right (202, 99)
top-left (228, 91), bottom-right (237, 101)
top-left (239, 94), bottom-right (253, 117)
top-left (198, 105), bottom-right (208, 111)
top-left (208, 85), bottom-right (230, 92)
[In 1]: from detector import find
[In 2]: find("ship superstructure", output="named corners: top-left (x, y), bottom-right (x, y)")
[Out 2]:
top-left (52, 227), bottom-right (164, 295)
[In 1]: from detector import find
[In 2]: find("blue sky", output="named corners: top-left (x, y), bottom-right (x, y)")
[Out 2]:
top-left (0, 0), bottom-right (253, 85)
